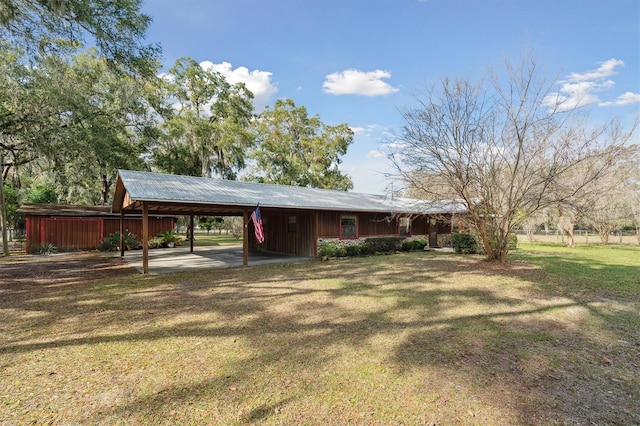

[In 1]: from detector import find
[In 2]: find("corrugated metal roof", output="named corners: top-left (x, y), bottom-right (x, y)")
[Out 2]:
top-left (17, 204), bottom-right (112, 216)
top-left (115, 169), bottom-right (466, 215)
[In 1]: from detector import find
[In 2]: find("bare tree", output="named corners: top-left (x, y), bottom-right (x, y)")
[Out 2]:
top-left (388, 56), bottom-right (637, 262)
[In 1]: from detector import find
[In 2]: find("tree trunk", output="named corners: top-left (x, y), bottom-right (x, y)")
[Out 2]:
top-left (101, 174), bottom-right (111, 205)
top-left (0, 155), bottom-right (9, 256)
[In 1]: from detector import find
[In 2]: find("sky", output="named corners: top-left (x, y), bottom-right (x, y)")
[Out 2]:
top-left (140, 0), bottom-right (640, 195)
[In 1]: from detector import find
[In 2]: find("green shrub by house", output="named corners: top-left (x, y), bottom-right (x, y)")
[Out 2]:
top-left (100, 231), bottom-right (140, 251)
top-left (364, 237), bottom-right (404, 254)
top-left (319, 242), bottom-right (339, 257)
top-left (451, 233), bottom-right (478, 254)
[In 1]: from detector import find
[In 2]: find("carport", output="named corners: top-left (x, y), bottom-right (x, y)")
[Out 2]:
top-left (123, 245), bottom-right (310, 274)
top-left (112, 170), bottom-right (271, 274)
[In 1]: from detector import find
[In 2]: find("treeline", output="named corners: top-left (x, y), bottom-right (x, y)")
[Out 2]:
top-left (1, 1), bottom-right (354, 239)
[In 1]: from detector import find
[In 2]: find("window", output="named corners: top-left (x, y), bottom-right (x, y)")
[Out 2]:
top-left (340, 215), bottom-right (357, 239)
top-left (288, 216), bottom-right (297, 233)
top-left (399, 217), bottom-right (411, 237)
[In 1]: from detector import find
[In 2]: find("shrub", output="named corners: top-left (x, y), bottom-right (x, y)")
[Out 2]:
top-left (508, 233), bottom-right (518, 250)
top-left (403, 239), bottom-right (427, 251)
top-left (319, 242), bottom-right (339, 257)
top-left (344, 245), bottom-right (360, 257)
top-left (335, 246), bottom-right (347, 257)
top-left (148, 237), bottom-right (162, 249)
top-left (401, 240), bottom-right (413, 251)
top-left (100, 231), bottom-right (140, 251)
top-left (413, 239), bottom-right (428, 250)
top-left (29, 242), bottom-right (57, 255)
top-left (451, 233), bottom-right (478, 254)
top-left (364, 237), bottom-right (404, 254)
top-left (159, 229), bottom-right (181, 245)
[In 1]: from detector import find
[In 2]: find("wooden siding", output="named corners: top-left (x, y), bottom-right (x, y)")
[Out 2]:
top-left (24, 215), bottom-right (173, 251)
top-left (249, 209), bottom-right (315, 257)
top-left (317, 211), bottom-right (400, 238)
top-left (103, 217), bottom-right (173, 239)
top-left (412, 217), bottom-right (428, 235)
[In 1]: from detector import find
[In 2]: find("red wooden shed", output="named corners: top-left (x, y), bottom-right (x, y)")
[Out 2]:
top-left (17, 204), bottom-right (174, 252)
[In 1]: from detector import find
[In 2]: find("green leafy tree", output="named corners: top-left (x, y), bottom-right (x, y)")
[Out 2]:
top-left (24, 182), bottom-right (57, 203)
top-left (153, 57), bottom-right (254, 179)
top-left (2, 44), bottom-right (157, 204)
top-left (0, 0), bottom-right (159, 76)
top-left (54, 49), bottom-right (155, 203)
top-left (250, 98), bottom-right (354, 190)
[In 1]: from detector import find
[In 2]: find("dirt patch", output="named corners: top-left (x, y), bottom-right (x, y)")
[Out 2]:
top-left (0, 251), bottom-right (136, 285)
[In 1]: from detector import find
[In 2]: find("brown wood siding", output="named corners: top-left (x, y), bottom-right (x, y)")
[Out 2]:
top-left (318, 212), bottom-right (340, 238)
top-left (359, 212), bottom-right (398, 236)
top-left (103, 217), bottom-right (174, 240)
top-left (42, 218), bottom-right (103, 250)
top-left (24, 215), bottom-right (173, 251)
top-left (437, 220), bottom-right (451, 234)
top-left (412, 217), bottom-right (428, 235)
top-left (318, 211), bottom-right (400, 238)
top-left (249, 209), bottom-right (315, 257)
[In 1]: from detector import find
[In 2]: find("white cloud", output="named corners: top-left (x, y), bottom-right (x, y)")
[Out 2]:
top-left (323, 69), bottom-right (399, 96)
top-left (350, 126), bottom-right (366, 135)
top-left (544, 58), bottom-right (639, 111)
top-left (200, 61), bottom-right (278, 109)
top-left (368, 150), bottom-right (386, 158)
top-left (599, 91), bottom-right (640, 107)
top-left (566, 58), bottom-right (624, 82)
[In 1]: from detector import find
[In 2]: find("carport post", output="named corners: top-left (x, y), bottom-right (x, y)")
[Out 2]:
top-left (189, 214), bottom-right (194, 253)
top-left (119, 210), bottom-right (125, 258)
top-left (243, 209), bottom-right (248, 266)
top-left (142, 202), bottom-right (149, 274)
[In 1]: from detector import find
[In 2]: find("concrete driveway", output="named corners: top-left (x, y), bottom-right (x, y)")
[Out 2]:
top-left (123, 245), bottom-right (311, 274)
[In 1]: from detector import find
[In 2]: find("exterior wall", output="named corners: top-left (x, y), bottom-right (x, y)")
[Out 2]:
top-left (25, 215), bottom-right (173, 252)
top-left (252, 208), bottom-right (453, 259)
top-left (249, 209), bottom-right (316, 257)
top-left (103, 217), bottom-right (174, 240)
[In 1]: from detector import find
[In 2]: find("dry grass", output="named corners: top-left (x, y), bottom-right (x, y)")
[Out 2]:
top-left (1, 247), bottom-right (639, 425)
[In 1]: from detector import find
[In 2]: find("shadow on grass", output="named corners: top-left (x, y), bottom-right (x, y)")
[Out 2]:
top-left (1, 250), bottom-right (638, 424)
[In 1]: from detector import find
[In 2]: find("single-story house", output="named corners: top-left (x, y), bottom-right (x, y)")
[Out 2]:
top-left (112, 170), bottom-right (467, 273)
top-left (17, 204), bottom-right (174, 252)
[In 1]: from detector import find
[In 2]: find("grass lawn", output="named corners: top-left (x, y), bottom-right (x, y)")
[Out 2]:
top-left (190, 232), bottom-right (242, 247)
top-left (1, 243), bottom-right (638, 425)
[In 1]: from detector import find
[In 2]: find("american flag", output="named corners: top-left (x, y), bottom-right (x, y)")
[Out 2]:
top-left (250, 204), bottom-right (265, 244)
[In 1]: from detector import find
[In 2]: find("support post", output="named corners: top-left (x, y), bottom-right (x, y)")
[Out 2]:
top-left (120, 210), bottom-right (125, 258)
top-left (189, 214), bottom-right (194, 253)
top-left (313, 212), bottom-right (319, 259)
top-left (243, 209), bottom-right (248, 266)
top-left (142, 202), bottom-right (149, 274)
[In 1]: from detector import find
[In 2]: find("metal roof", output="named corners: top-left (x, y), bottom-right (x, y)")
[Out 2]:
top-left (113, 169), bottom-right (466, 215)
top-left (17, 204), bottom-right (113, 216)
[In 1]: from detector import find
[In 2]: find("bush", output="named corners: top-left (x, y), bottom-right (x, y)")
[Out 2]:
top-left (29, 242), bottom-right (57, 255)
top-left (508, 233), bottom-right (518, 250)
top-left (148, 237), bottom-right (162, 249)
top-left (401, 240), bottom-right (413, 251)
top-left (402, 239), bottom-right (427, 251)
top-left (451, 233), bottom-right (478, 254)
top-left (364, 237), bottom-right (404, 254)
top-left (344, 245), bottom-right (360, 257)
top-left (414, 239), bottom-right (428, 250)
top-left (159, 229), bottom-right (181, 246)
top-left (319, 242), bottom-right (339, 257)
top-left (100, 231), bottom-right (140, 251)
